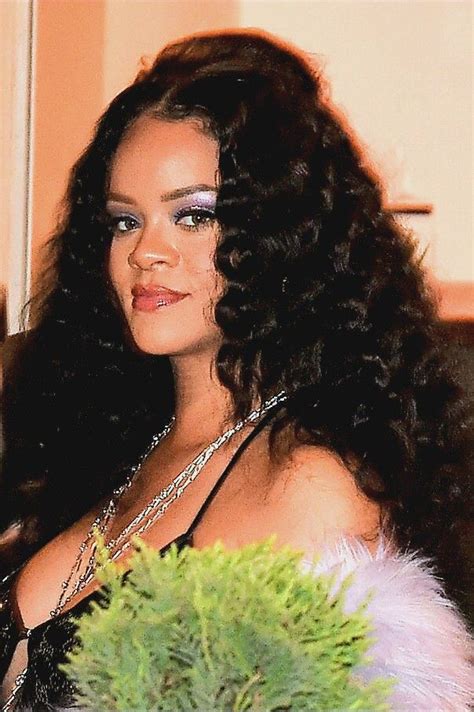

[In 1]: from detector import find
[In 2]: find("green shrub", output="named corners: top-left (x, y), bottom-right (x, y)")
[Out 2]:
top-left (63, 538), bottom-right (391, 711)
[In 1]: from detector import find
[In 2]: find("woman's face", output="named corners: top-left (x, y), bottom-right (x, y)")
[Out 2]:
top-left (107, 115), bottom-right (222, 357)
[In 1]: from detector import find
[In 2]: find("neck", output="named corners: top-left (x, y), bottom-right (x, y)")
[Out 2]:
top-left (169, 350), bottom-right (235, 448)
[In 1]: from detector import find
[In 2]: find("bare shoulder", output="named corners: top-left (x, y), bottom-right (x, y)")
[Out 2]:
top-left (259, 439), bottom-right (382, 557)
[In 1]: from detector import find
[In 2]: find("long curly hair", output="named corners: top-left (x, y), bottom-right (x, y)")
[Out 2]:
top-left (1, 29), bottom-right (472, 604)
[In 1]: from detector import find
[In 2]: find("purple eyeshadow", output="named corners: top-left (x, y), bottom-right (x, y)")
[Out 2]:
top-left (177, 191), bottom-right (217, 211)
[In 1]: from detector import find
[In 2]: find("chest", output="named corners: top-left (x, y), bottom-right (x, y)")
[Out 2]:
top-left (10, 431), bottom-right (275, 632)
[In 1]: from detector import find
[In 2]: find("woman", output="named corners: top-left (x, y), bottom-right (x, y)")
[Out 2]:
top-left (1, 28), bottom-right (472, 710)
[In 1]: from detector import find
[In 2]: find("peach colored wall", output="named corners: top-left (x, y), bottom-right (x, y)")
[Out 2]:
top-left (32, 0), bottom-right (106, 283)
top-left (238, 0), bottom-right (472, 284)
top-left (31, 0), bottom-right (238, 282)
top-left (32, 0), bottom-right (472, 297)
top-left (103, 0), bottom-right (239, 103)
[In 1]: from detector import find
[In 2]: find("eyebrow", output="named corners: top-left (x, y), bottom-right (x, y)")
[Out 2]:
top-left (106, 184), bottom-right (218, 204)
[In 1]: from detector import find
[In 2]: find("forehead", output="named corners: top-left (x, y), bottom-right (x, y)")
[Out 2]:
top-left (109, 116), bottom-right (219, 190)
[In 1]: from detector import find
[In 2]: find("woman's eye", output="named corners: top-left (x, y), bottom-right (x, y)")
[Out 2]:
top-left (108, 214), bottom-right (140, 235)
top-left (174, 208), bottom-right (216, 231)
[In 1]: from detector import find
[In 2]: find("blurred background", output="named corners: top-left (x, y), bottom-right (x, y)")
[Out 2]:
top-left (0, 0), bottom-right (472, 337)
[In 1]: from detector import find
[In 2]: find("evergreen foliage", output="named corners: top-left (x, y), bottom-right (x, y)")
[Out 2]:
top-left (63, 538), bottom-right (391, 711)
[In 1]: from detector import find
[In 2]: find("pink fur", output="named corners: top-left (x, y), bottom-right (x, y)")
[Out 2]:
top-left (303, 538), bottom-right (473, 711)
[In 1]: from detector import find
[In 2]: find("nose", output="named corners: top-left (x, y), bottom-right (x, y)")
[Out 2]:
top-left (127, 224), bottom-right (180, 271)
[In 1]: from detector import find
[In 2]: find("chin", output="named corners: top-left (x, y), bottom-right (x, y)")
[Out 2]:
top-left (129, 324), bottom-right (220, 358)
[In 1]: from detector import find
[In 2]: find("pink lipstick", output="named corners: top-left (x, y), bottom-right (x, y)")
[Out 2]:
top-left (131, 285), bottom-right (188, 312)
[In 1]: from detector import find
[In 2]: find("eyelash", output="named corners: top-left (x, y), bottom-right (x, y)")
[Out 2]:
top-left (107, 207), bottom-right (216, 236)
top-left (107, 214), bottom-right (140, 235)
top-left (173, 206), bottom-right (216, 231)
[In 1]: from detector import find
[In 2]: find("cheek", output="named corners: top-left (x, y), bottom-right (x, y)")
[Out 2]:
top-left (184, 238), bottom-right (219, 289)
top-left (205, 272), bottom-right (224, 328)
top-left (109, 239), bottom-right (127, 272)
top-left (209, 269), bottom-right (224, 302)
top-left (187, 249), bottom-right (222, 323)
top-left (199, 258), bottom-right (222, 304)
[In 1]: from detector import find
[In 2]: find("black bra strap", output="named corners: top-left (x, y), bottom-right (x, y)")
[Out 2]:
top-left (181, 399), bottom-right (287, 542)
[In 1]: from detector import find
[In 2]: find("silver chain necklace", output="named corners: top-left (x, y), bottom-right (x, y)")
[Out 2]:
top-left (1, 421), bottom-right (177, 712)
top-left (52, 390), bottom-right (287, 617)
top-left (49, 419), bottom-right (175, 619)
top-left (3, 391), bottom-right (286, 712)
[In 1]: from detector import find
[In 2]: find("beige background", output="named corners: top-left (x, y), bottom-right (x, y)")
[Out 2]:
top-left (2, 0), bottom-right (473, 328)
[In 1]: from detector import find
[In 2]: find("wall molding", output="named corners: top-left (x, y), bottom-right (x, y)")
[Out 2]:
top-left (0, 0), bottom-right (36, 335)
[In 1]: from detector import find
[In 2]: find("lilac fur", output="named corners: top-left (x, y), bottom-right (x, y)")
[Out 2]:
top-left (302, 538), bottom-right (473, 711)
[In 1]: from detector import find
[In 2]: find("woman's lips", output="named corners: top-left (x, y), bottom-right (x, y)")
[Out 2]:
top-left (131, 286), bottom-right (188, 312)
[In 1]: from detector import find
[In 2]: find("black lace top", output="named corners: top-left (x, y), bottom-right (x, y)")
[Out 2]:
top-left (0, 406), bottom-right (280, 711)
top-left (0, 576), bottom-right (103, 711)
top-left (0, 535), bottom-right (190, 711)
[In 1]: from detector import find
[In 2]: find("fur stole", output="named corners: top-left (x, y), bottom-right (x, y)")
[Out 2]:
top-left (55, 538), bottom-right (473, 712)
top-left (302, 537), bottom-right (473, 711)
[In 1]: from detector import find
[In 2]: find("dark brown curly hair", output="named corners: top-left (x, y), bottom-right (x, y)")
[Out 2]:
top-left (1, 29), bottom-right (472, 610)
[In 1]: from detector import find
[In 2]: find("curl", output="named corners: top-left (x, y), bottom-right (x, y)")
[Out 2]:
top-left (1, 30), bottom-right (471, 611)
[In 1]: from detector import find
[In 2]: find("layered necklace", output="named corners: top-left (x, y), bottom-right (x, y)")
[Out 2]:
top-left (51, 390), bottom-right (287, 618)
top-left (3, 391), bottom-right (287, 712)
